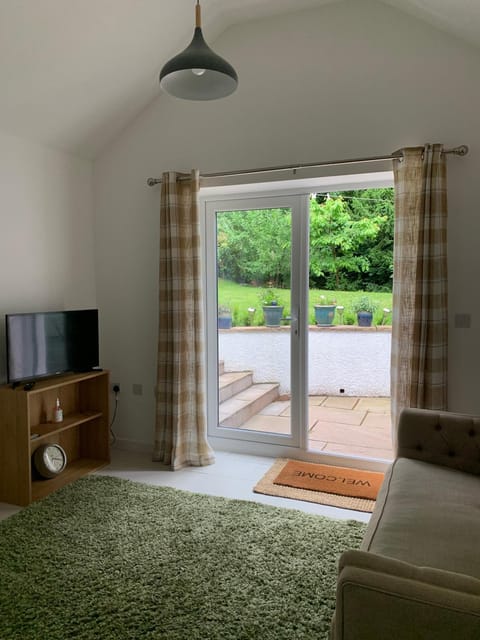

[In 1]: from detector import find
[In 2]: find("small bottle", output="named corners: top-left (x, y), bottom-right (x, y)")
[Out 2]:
top-left (54, 397), bottom-right (63, 423)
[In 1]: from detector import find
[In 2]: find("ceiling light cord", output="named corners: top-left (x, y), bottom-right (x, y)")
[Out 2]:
top-left (196, 1), bottom-right (201, 28)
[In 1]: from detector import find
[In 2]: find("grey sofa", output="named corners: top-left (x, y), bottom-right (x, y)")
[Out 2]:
top-left (330, 407), bottom-right (480, 639)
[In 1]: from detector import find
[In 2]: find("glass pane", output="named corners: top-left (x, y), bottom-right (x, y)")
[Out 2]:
top-left (216, 208), bottom-right (292, 437)
top-left (307, 191), bottom-right (394, 460)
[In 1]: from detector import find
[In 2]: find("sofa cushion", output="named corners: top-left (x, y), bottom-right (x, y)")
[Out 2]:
top-left (397, 408), bottom-right (480, 475)
top-left (361, 457), bottom-right (480, 579)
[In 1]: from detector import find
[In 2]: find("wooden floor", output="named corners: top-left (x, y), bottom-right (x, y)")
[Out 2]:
top-left (241, 395), bottom-right (394, 461)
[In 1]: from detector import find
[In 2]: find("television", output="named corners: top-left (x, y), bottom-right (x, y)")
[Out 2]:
top-left (6, 309), bottom-right (99, 385)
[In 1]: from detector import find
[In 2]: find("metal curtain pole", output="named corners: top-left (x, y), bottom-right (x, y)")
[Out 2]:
top-left (146, 144), bottom-right (469, 186)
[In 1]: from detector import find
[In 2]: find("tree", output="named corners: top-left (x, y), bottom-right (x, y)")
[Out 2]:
top-left (344, 188), bottom-right (394, 290)
top-left (309, 196), bottom-right (387, 290)
top-left (314, 188), bottom-right (394, 290)
top-left (216, 190), bottom-right (394, 291)
top-left (216, 208), bottom-right (291, 287)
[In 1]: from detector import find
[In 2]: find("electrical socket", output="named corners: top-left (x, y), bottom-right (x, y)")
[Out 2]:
top-left (112, 383), bottom-right (120, 394)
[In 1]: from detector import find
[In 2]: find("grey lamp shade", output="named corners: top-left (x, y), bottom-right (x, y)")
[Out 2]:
top-left (159, 27), bottom-right (238, 100)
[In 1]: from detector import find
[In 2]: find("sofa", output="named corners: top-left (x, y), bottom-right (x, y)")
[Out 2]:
top-left (330, 407), bottom-right (480, 639)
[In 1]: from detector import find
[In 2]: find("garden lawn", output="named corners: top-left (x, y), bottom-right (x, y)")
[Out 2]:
top-left (217, 279), bottom-right (392, 326)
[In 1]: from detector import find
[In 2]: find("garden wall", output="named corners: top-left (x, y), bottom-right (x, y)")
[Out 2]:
top-left (219, 326), bottom-right (391, 396)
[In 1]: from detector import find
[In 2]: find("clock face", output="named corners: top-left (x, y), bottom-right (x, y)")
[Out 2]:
top-left (45, 445), bottom-right (66, 473)
top-left (33, 444), bottom-right (67, 478)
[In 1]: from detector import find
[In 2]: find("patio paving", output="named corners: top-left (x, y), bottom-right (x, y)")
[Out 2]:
top-left (240, 395), bottom-right (394, 461)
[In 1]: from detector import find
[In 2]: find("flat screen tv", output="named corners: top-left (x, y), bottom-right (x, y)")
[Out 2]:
top-left (6, 309), bottom-right (99, 384)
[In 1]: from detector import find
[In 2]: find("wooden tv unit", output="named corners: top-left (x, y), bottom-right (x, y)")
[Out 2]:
top-left (0, 370), bottom-right (110, 506)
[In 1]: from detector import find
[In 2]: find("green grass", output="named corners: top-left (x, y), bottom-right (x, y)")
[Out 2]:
top-left (217, 278), bottom-right (393, 326)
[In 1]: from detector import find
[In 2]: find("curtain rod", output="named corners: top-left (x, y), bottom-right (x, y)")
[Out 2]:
top-left (146, 144), bottom-right (469, 186)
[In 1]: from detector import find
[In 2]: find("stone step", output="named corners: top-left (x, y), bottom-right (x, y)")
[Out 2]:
top-left (218, 371), bottom-right (253, 403)
top-left (219, 383), bottom-right (280, 428)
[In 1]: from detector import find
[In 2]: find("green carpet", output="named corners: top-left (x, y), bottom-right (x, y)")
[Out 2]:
top-left (0, 475), bottom-right (365, 639)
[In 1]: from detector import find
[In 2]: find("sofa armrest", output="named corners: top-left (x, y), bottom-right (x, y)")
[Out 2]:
top-left (331, 550), bottom-right (480, 640)
top-left (396, 408), bottom-right (480, 474)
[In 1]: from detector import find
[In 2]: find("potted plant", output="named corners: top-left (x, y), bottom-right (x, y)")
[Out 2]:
top-left (259, 288), bottom-right (284, 327)
top-left (313, 295), bottom-right (337, 326)
top-left (217, 305), bottom-right (232, 329)
top-left (351, 296), bottom-right (378, 327)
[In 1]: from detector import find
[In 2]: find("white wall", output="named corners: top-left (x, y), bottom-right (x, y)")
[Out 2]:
top-left (0, 130), bottom-right (96, 383)
top-left (93, 0), bottom-right (480, 449)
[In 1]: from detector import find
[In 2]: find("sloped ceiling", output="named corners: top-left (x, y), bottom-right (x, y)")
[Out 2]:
top-left (0, 0), bottom-right (478, 159)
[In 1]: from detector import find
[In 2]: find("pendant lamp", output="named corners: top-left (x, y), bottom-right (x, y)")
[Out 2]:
top-left (159, 1), bottom-right (238, 100)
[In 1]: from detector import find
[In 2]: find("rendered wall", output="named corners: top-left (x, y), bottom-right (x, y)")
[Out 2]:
top-left (93, 0), bottom-right (480, 450)
top-left (219, 327), bottom-right (391, 397)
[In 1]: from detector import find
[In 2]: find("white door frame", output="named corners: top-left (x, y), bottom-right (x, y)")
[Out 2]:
top-left (200, 172), bottom-right (394, 471)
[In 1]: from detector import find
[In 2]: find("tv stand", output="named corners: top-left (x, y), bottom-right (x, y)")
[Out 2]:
top-left (0, 370), bottom-right (110, 506)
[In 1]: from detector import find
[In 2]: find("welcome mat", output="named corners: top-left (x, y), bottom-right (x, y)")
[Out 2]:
top-left (254, 458), bottom-right (385, 512)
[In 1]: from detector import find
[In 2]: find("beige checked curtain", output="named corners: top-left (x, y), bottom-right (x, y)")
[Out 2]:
top-left (391, 144), bottom-right (448, 444)
top-left (153, 170), bottom-right (215, 470)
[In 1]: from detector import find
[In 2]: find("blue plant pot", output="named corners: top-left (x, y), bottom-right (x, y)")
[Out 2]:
top-left (314, 305), bottom-right (336, 326)
top-left (218, 316), bottom-right (232, 329)
top-left (357, 311), bottom-right (373, 327)
top-left (262, 305), bottom-right (284, 327)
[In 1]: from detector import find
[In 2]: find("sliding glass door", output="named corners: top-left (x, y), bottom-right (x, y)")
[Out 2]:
top-left (205, 195), bottom-right (309, 448)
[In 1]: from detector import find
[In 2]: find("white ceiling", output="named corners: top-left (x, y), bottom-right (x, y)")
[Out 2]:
top-left (0, 0), bottom-right (478, 159)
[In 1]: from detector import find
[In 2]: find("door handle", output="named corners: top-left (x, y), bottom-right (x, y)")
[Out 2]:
top-left (290, 308), bottom-right (299, 336)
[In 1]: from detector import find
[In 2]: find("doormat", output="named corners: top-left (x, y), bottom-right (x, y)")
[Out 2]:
top-left (254, 458), bottom-right (385, 513)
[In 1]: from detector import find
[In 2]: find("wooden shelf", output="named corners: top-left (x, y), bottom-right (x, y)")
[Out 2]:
top-left (32, 458), bottom-right (108, 502)
top-left (30, 411), bottom-right (103, 441)
top-left (0, 370), bottom-right (110, 506)
top-left (23, 370), bottom-right (106, 394)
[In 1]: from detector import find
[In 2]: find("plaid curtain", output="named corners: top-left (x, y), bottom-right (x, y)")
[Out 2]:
top-left (153, 170), bottom-right (215, 470)
top-left (391, 144), bottom-right (448, 446)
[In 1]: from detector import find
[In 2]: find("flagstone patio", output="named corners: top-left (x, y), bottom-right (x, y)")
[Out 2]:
top-left (241, 395), bottom-right (394, 461)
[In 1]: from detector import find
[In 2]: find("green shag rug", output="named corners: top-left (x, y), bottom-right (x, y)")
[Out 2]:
top-left (0, 476), bottom-right (366, 639)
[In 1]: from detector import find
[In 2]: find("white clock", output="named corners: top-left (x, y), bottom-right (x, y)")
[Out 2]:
top-left (33, 444), bottom-right (67, 479)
